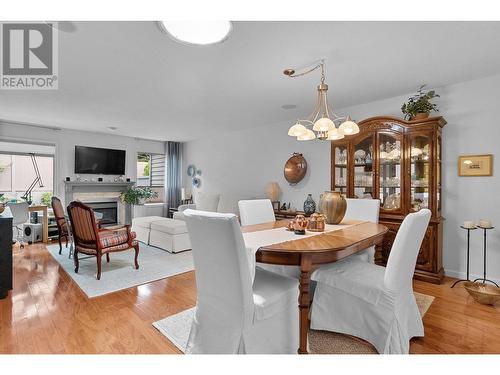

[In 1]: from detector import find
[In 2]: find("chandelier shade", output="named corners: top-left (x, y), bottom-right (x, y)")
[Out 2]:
top-left (327, 127), bottom-right (345, 140)
top-left (288, 122), bottom-right (307, 137)
top-left (297, 129), bottom-right (316, 141)
top-left (283, 60), bottom-right (358, 141)
top-left (339, 116), bottom-right (360, 135)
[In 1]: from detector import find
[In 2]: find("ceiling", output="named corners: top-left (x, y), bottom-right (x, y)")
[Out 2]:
top-left (1, 21), bottom-right (500, 141)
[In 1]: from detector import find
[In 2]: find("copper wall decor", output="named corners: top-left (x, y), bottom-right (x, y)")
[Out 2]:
top-left (284, 153), bottom-right (307, 185)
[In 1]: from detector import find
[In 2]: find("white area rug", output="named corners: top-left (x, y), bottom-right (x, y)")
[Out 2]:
top-left (47, 242), bottom-right (194, 298)
top-left (152, 293), bottom-right (434, 354)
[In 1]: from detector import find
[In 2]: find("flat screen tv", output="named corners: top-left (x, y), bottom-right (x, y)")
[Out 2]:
top-left (74, 146), bottom-right (126, 175)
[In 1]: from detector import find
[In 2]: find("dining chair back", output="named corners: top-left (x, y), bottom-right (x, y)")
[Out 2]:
top-left (345, 198), bottom-right (380, 223)
top-left (238, 199), bottom-right (275, 226)
top-left (9, 202), bottom-right (29, 227)
top-left (8, 202), bottom-right (29, 248)
top-left (384, 209), bottom-right (431, 292)
top-left (51, 196), bottom-right (71, 254)
top-left (344, 198), bottom-right (380, 262)
top-left (184, 210), bottom-right (253, 325)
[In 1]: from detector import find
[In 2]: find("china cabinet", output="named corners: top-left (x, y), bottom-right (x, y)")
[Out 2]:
top-left (331, 115), bottom-right (446, 283)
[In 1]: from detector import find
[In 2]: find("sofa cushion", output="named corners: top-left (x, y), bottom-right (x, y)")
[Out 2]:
top-left (132, 215), bottom-right (165, 228)
top-left (196, 192), bottom-right (220, 212)
top-left (150, 218), bottom-right (188, 235)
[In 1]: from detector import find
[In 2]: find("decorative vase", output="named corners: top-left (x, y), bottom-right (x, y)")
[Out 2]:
top-left (265, 182), bottom-right (281, 202)
top-left (303, 194), bottom-right (316, 215)
top-left (319, 191), bottom-right (347, 224)
top-left (411, 113), bottom-right (430, 121)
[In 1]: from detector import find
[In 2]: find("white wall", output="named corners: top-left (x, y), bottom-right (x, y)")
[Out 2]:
top-left (0, 122), bottom-right (165, 207)
top-left (183, 74), bottom-right (500, 283)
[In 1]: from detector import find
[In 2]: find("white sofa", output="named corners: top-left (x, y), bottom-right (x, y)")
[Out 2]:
top-left (131, 216), bottom-right (191, 253)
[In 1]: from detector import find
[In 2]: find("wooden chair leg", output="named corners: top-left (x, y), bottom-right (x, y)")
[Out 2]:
top-left (58, 236), bottom-right (62, 255)
top-left (96, 255), bottom-right (102, 280)
top-left (106, 253), bottom-right (110, 263)
top-left (74, 248), bottom-right (79, 273)
top-left (134, 244), bottom-right (140, 270)
top-left (65, 235), bottom-right (69, 248)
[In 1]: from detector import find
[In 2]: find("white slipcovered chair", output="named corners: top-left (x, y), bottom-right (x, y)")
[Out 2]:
top-left (183, 209), bottom-right (299, 354)
top-left (310, 209), bottom-right (431, 354)
top-left (173, 192), bottom-right (220, 221)
top-left (238, 199), bottom-right (300, 278)
top-left (344, 198), bottom-right (380, 263)
top-left (238, 199), bottom-right (275, 226)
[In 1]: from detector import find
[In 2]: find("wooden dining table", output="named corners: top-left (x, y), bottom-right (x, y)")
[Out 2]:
top-left (241, 219), bottom-right (388, 354)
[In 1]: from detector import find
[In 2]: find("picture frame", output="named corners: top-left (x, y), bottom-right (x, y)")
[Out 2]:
top-left (458, 154), bottom-right (493, 177)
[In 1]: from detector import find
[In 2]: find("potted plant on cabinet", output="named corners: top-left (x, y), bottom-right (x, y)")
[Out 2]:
top-left (401, 85), bottom-right (440, 120)
top-left (120, 187), bottom-right (158, 205)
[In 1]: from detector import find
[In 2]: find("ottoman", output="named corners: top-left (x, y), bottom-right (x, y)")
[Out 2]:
top-left (149, 218), bottom-right (191, 253)
top-left (131, 216), bottom-right (165, 244)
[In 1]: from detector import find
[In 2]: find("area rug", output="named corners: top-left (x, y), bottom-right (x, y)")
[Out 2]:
top-left (152, 292), bottom-right (434, 354)
top-left (47, 243), bottom-right (194, 298)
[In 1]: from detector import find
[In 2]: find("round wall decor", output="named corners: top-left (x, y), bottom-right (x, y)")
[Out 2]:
top-left (187, 165), bottom-right (196, 177)
top-left (284, 153), bottom-right (307, 185)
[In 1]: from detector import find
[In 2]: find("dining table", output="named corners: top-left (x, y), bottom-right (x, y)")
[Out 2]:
top-left (241, 218), bottom-right (388, 354)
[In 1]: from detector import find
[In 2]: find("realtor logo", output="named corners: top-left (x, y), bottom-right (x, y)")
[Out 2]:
top-left (0, 22), bottom-right (58, 89)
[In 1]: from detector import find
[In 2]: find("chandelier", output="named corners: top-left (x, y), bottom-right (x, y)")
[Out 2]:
top-left (284, 60), bottom-right (359, 141)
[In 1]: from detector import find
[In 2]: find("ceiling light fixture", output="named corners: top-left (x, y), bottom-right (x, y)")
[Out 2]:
top-left (158, 21), bottom-right (232, 46)
top-left (284, 60), bottom-right (359, 141)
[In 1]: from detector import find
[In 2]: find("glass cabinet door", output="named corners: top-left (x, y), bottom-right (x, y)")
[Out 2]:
top-left (410, 134), bottom-right (431, 212)
top-left (436, 135), bottom-right (442, 214)
top-left (379, 132), bottom-right (402, 212)
top-left (333, 145), bottom-right (348, 194)
top-left (353, 135), bottom-right (374, 199)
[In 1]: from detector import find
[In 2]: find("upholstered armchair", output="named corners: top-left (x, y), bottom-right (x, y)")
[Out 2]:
top-left (67, 201), bottom-right (139, 280)
top-left (51, 196), bottom-right (71, 255)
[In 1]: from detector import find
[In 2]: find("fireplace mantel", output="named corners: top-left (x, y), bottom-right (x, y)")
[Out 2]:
top-left (64, 181), bottom-right (136, 224)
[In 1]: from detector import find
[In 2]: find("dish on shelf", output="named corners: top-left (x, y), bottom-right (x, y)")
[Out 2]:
top-left (383, 193), bottom-right (401, 210)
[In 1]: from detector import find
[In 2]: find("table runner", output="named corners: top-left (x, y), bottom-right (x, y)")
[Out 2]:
top-left (243, 221), bottom-right (363, 282)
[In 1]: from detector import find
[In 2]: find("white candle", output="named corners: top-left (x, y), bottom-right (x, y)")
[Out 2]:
top-left (181, 188), bottom-right (186, 201)
top-left (463, 221), bottom-right (475, 229)
top-left (479, 219), bottom-right (492, 228)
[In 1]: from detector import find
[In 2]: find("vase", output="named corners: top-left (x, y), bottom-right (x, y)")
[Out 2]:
top-left (303, 194), bottom-right (316, 215)
top-left (411, 113), bottom-right (430, 121)
top-left (319, 191), bottom-right (347, 224)
top-left (265, 182), bottom-right (281, 202)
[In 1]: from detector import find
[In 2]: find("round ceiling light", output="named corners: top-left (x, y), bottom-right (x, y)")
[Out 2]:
top-left (158, 21), bottom-right (232, 46)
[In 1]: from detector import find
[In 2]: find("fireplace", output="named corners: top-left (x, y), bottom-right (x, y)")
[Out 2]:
top-left (85, 201), bottom-right (118, 226)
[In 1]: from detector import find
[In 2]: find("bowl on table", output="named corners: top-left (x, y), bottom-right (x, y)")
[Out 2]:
top-left (464, 282), bottom-right (500, 305)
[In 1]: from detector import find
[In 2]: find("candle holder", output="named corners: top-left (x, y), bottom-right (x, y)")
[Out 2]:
top-left (452, 225), bottom-right (477, 288)
top-left (473, 226), bottom-right (499, 287)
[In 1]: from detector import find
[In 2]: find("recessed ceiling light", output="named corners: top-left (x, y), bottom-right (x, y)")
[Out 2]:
top-left (158, 21), bottom-right (232, 46)
top-left (107, 126), bottom-right (118, 131)
top-left (281, 104), bottom-right (297, 110)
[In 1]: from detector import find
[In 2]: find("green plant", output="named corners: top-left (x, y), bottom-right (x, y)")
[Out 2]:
top-left (120, 186), bottom-right (158, 205)
top-left (143, 162), bottom-right (150, 176)
top-left (0, 162), bottom-right (11, 173)
top-left (41, 192), bottom-right (53, 206)
top-left (401, 85), bottom-right (440, 120)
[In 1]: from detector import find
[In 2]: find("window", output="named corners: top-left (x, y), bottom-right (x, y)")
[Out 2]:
top-left (0, 153), bottom-right (54, 205)
top-left (137, 152), bottom-right (165, 203)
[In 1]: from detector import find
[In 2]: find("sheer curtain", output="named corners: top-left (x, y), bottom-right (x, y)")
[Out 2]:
top-left (165, 141), bottom-right (183, 215)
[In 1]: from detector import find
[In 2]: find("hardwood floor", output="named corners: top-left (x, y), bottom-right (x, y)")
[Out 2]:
top-left (1, 242), bottom-right (499, 354)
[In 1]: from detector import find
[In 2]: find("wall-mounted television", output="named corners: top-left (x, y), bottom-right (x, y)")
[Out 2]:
top-left (74, 146), bottom-right (126, 175)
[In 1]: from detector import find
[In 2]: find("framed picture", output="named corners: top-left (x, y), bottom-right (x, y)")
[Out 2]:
top-left (458, 154), bottom-right (493, 176)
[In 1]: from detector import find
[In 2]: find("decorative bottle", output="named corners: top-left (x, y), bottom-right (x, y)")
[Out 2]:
top-left (303, 194), bottom-right (316, 215)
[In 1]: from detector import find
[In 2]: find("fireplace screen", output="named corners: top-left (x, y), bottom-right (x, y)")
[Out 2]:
top-left (85, 201), bottom-right (118, 226)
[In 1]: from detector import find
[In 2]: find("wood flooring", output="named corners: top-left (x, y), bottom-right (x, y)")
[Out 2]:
top-left (1, 243), bottom-right (499, 354)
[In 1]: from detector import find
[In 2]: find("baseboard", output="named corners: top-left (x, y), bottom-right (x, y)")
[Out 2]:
top-left (444, 269), bottom-right (500, 285)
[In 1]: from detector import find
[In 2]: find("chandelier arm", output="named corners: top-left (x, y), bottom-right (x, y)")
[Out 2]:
top-left (323, 91), bottom-right (330, 119)
top-left (306, 90), bottom-right (322, 123)
top-left (286, 60), bottom-right (324, 78)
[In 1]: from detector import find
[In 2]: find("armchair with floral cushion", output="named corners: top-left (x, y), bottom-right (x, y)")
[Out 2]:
top-left (67, 201), bottom-right (139, 280)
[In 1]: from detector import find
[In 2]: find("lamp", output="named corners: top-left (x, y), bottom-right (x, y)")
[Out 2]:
top-left (22, 153), bottom-right (44, 205)
top-left (284, 60), bottom-right (358, 141)
top-left (265, 182), bottom-right (282, 202)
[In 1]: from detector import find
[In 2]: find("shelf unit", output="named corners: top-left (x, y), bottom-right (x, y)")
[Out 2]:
top-left (331, 115), bottom-right (446, 284)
